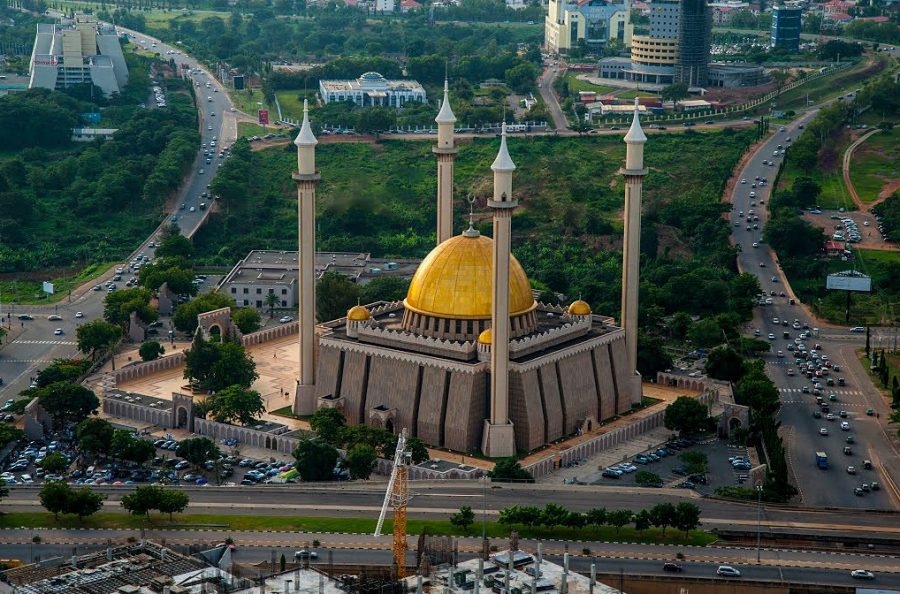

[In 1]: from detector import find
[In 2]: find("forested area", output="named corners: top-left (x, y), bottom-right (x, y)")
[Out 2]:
top-left (0, 55), bottom-right (198, 274)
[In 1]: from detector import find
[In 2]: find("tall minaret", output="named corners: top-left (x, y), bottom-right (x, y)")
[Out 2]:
top-left (293, 100), bottom-right (320, 416)
top-left (433, 79), bottom-right (457, 245)
top-left (620, 99), bottom-right (647, 376)
top-left (482, 123), bottom-right (517, 458)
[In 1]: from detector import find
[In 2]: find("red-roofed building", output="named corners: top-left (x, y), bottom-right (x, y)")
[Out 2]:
top-left (858, 15), bottom-right (889, 22)
top-left (399, 0), bottom-right (421, 11)
top-left (825, 241), bottom-right (845, 257)
top-left (830, 12), bottom-right (853, 21)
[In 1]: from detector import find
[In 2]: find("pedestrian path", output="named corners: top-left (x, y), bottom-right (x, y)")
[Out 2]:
top-left (11, 340), bottom-right (76, 346)
top-left (0, 359), bottom-right (53, 364)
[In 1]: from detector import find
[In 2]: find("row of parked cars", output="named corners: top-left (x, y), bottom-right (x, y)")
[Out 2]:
top-left (601, 438), bottom-right (698, 480)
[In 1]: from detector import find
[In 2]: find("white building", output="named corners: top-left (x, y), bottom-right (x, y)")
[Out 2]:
top-left (319, 71), bottom-right (426, 107)
top-left (375, 0), bottom-right (396, 11)
top-left (545, 0), bottom-right (633, 54)
top-left (29, 13), bottom-right (128, 97)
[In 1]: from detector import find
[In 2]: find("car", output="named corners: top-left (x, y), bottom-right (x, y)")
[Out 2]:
top-left (759, 262), bottom-right (766, 267)
top-left (716, 566), bottom-right (741, 577)
top-left (847, 466), bottom-right (856, 474)
top-left (819, 427), bottom-right (828, 436)
top-left (663, 563), bottom-right (683, 573)
top-left (850, 326), bottom-right (865, 333)
top-left (199, 169), bottom-right (205, 174)
top-left (846, 435), bottom-right (855, 443)
top-left (18, 314), bottom-right (34, 320)
top-left (53, 328), bottom-right (64, 335)
top-left (863, 459), bottom-right (872, 470)
top-left (294, 550), bottom-right (318, 560)
top-left (841, 421), bottom-right (850, 431)
top-left (854, 487), bottom-right (865, 496)
top-left (850, 570), bottom-right (875, 580)
top-left (768, 333), bottom-right (775, 340)
top-left (866, 408), bottom-right (874, 416)
top-left (48, 314), bottom-right (62, 321)
top-left (826, 413), bottom-right (835, 421)
top-left (812, 410), bottom-right (822, 419)
top-left (601, 469), bottom-right (621, 479)
top-left (75, 311), bottom-right (84, 319)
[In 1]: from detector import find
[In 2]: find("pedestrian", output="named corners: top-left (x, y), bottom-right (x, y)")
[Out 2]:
top-left (273, 351), bottom-right (277, 359)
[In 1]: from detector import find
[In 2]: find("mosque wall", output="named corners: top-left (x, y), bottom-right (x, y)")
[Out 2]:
top-left (315, 346), bottom-right (342, 401)
top-left (365, 357), bottom-right (420, 432)
top-left (339, 351), bottom-right (370, 425)
top-left (610, 340), bottom-right (633, 414)
top-left (557, 350), bottom-right (599, 432)
top-left (537, 365), bottom-right (564, 442)
top-left (508, 369), bottom-right (546, 452)
top-left (593, 346), bottom-right (617, 421)
top-left (444, 371), bottom-right (486, 452)
top-left (417, 366), bottom-right (448, 445)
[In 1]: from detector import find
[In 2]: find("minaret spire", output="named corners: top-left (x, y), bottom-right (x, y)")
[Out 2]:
top-left (434, 78), bottom-right (458, 245)
top-left (482, 122), bottom-right (517, 458)
top-left (619, 97), bottom-right (647, 378)
top-left (292, 98), bottom-right (320, 416)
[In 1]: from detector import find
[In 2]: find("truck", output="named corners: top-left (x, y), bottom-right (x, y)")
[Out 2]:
top-left (816, 451), bottom-right (829, 469)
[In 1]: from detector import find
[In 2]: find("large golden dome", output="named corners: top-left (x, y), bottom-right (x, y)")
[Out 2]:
top-left (404, 234), bottom-right (536, 319)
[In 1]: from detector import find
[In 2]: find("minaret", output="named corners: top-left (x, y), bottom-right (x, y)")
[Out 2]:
top-left (293, 100), bottom-right (320, 416)
top-left (433, 79), bottom-right (457, 245)
top-left (620, 99), bottom-right (647, 376)
top-left (482, 123), bottom-right (517, 458)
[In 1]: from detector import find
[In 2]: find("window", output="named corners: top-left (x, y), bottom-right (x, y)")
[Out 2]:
top-left (281, 289), bottom-right (287, 295)
top-left (230, 287), bottom-right (236, 294)
top-left (243, 300), bottom-right (249, 306)
top-left (268, 288), bottom-right (275, 294)
top-left (256, 288), bottom-right (262, 294)
top-left (256, 300), bottom-right (262, 308)
top-left (282, 300), bottom-right (287, 307)
top-left (243, 288), bottom-right (249, 294)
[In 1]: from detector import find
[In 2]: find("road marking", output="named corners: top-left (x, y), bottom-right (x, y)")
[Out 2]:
top-left (0, 359), bottom-right (54, 364)
top-left (11, 340), bottom-right (76, 345)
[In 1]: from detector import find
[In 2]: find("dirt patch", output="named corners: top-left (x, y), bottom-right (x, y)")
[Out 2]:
top-left (879, 180), bottom-right (900, 200)
top-left (655, 224), bottom-right (693, 259)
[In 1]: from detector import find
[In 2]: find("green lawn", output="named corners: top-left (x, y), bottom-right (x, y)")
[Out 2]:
top-left (616, 89), bottom-right (659, 100)
top-left (0, 512), bottom-right (716, 545)
top-left (0, 262), bottom-right (119, 305)
top-left (237, 122), bottom-right (280, 138)
top-left (849, 128), bottom-right (900, 203)
top-left (276, 90), bottom-right (317, 121)
top-left (229, 88), bottom-right (268, 118)
top-left (762, 55), bottom-right (888, 114)
top-left (778, 132), bottom-right (856, 211)
top-left (562, 73), bottom-right (616, 95)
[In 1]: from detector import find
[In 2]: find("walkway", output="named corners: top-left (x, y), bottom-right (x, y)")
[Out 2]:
top-left (842, 127), bottom-right (882, 211)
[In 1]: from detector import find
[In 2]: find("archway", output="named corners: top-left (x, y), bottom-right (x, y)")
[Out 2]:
top-left (176, 407), bottom-right (188, 428)
top-left (729, 417), bottom-right (742, 430)
top-left (385, 419), bottom-right (395, 434)
top-left (209, 324), bottom-right (222, 342)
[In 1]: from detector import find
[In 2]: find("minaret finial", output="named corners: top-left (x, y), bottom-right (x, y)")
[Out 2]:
top-left (624, 98), bottom-right (646, 144)
top-left (295, 99), bottom-right (318, 147)
top-left (463, 195), bottom-right (480, 237)
top-left (491, 122), bottom-right (516, 172)
top-left (435, 74), bottom-right (456, 124)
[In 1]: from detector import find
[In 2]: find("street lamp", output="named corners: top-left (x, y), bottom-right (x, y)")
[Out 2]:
top-left (756, 484), bottom-right (763, 563)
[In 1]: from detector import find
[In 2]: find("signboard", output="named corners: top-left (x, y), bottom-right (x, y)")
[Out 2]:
top-left (42, 281), bottom-right (54, 295)
top-left (826, 271), bottom-right (872, 292)
top-left (258, 109), bottom-right (269, 125)
top-left (80, 112), bottom-right (102, 124)
top-left (233, 75), bottom-right (244, 90)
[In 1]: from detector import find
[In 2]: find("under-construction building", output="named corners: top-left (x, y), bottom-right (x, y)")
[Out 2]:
top-left (675, 0), bottom-right (712, 87)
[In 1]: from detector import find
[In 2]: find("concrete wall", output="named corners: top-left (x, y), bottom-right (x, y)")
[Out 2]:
top-left (194, 418), bottom-right (298, 456)
top-left (102, 398), bottom-right (174, 429)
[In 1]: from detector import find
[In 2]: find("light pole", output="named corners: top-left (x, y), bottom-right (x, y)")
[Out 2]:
top-left (756, 484), bottom-right (763, 563)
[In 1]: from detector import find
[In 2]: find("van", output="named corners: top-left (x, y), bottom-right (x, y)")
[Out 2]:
top-left (86, 465), bottom-right (95, 476)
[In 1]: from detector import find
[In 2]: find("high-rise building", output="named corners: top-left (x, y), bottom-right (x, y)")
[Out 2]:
top-left (675, 0), bottom-right (712, 87)
top-left (29, 14), bottom-right (128, 97)
top-left (627, 0), bottom-right (680, 85)
top-left (545, 0), bottom-right (633, 54)
top-left (771, 5), bottom-right (802, 53)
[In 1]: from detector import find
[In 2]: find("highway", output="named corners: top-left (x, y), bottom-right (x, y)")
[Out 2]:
top-left (728, 107), bottom-right (900, 509)
top-left (0, 25), bottom-right (236, 404)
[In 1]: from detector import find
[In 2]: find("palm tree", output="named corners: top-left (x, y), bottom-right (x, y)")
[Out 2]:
top-left (264, 292), bottom-right (279, 319)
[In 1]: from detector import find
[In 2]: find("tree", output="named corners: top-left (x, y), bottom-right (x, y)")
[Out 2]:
top-left (310, 407), bottom-right (346, 445)
top-left (540, 503), bottom-right (571, 528)
top-left (103, 288), bottom-right (158, 327)
top-left (155, 230), bottom-right (194, 259)
top-left (207, 343), bottom-right (259, 391)
top-left (504, 62), bottom-right (539, 93)
top-left (661, 82), bottom-right (689, 103)
top-left (205, 385), bottom-right (265, 425)
top-left (294, 439), bottom-right (339, 482)
top-left (67, 487), bottom-right (105, 520)
top-left (663, 396), bottom-right (710, 436)
top-left (634, 471), bottom-right (663, 488)
top-left (138, 257), bottom-right (198, 296)
top-left (76, 319), bottom-right (122, 360)
top-left (637, 333), bottom-right (673, 378)
top-left (585, 507), bottom-right (607, 527)
top-left (231, 307), bottom-right (261, 334)
top-left (344, 443), bottom-right (377, 480)
top-left (633, 509), bottom-right (652, 534)
top-left (674, 502), bottom-right (701, 536)
top-left (176, 437), bottom-right (221, 470)
top-left (361, 276), bottom-right (410, 303)
top-left (450, 506), bottom-right (476, 533)
top-left (679, 451), bottom-right (708, 475)
top-left (139, 341), bottom-right (165, 362)
top-left (121, 486), bottom-right (159, 517)
top-left (355, 108), bottom-right (396, 134)
top-left (76, 418), bottom-right (114, 461)
top-left (110, 430), bottom-right (155, 466)
top-left (264, 292), bottom-right (280, 318)
top-left (39, 452), bottom-right (68, 474)
top-left (37, 382), bottom-right (99, 428)
top-left (705, 347), bottom-right (745, 382)
top-left (687, 318), bottom-right (723, 348)
top-left (39, 480), bottom-right (72, 519)
top-left (0, 483), bottom-right (8, 507)
top-left (280, 553), bottom-right (287, 572)
top-left (405, 437), bottom-right (430, 465)
top-left (316, 271), bottom-right (361, 323)
top-left (487, 458), bottom-right (534, 482)
top-left (649, 502), bottom-right (676, 535)
top-left (667, 312), bottom-right (693, 340)
top-left (173, 291), bottom-right (235, 333)
top-left (606, 509), bottom-right (633, 534)
top-left (158, 488), bottom-right (190, 520)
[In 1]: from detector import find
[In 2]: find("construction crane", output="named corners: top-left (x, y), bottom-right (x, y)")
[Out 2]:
top-left (375, 428), bottom-right (410, 578)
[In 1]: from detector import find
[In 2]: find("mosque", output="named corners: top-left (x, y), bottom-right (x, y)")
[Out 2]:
top-left (291, 84), bottom-right (648, 457)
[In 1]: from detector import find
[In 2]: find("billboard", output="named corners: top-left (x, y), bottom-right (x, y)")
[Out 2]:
top-left (233, 75), bottom-right (244, 90)
top-left (826, 271), bottom-right (872, 292)
top-left (42, 281), bottom-right (54, 295)
top-left (258, 109), bottom-right (269, 125)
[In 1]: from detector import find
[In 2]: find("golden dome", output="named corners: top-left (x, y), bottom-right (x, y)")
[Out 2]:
top-left (404, 234), bottom-right (536, 319)
top-left (567, 300), bottom-right (592, 316)
top-left (478, 328), bottom-right (492, 345)
top-left (346, 305), bottom-right (372, 321)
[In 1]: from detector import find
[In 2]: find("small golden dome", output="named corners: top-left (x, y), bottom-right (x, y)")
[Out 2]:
top-left (567, 300), bottom-right (592, 316)
top-left (404, 234), bottom-right (536, 319)
top-left (478, 328), bottom-right (492, 345)
top-left (346, 305), bottom-right (372, 321)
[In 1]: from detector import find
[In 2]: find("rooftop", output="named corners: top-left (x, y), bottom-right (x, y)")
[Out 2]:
top-left (105, 389), bottom-right (172, 410)
top-left (222, 250), bottom-right (420, 287)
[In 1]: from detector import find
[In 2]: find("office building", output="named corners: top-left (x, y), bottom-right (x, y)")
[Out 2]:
top-left (28, 13), bottom-right (128, 97)
top-left (675, 0), bottom-right (712, 87)
top-left (319, 71), bottom-right (425, 107)
top-left (627, 0), bottom-right (680, 84)
top-left (771, 5), bottom-right (802, 52)
top-left (545, 0), bottom-right (633, 54)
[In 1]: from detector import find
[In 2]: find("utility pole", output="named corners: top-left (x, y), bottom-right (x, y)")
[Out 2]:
top-left (756, 484), bottom-right (763, 563)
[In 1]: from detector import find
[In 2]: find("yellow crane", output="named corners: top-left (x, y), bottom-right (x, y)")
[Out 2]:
top-left (375, 428), bottom-right (410, 578)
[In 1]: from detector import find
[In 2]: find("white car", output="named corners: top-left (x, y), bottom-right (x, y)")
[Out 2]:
top-left (850, 570), bottom-right (875, 580)
top-left (841, 421), bottom-right (850, 431)
top-left (752, 242), bottom-right (758, 248)
top-left (279, 316), bottom-right (294, 323)
top-left (75, 312), bottom-right (84, 318)
top-left (819, 427), bottom-right (828, 436)
top-left (716, 566), bottom-right (741, 577)
top-left (768, 333), bottom-right (775, 340)
top-left (53, 328), bottom-right (64, 336)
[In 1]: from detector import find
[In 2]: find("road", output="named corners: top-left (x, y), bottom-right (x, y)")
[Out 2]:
top-left (0, 26), bottom-right (236, 403)
top-left (728, 109), bottom-right (900, 509)
top-left (537, 62), bottom-right (567, 130)
top-left (2, 539), bottom-right (898, 589)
